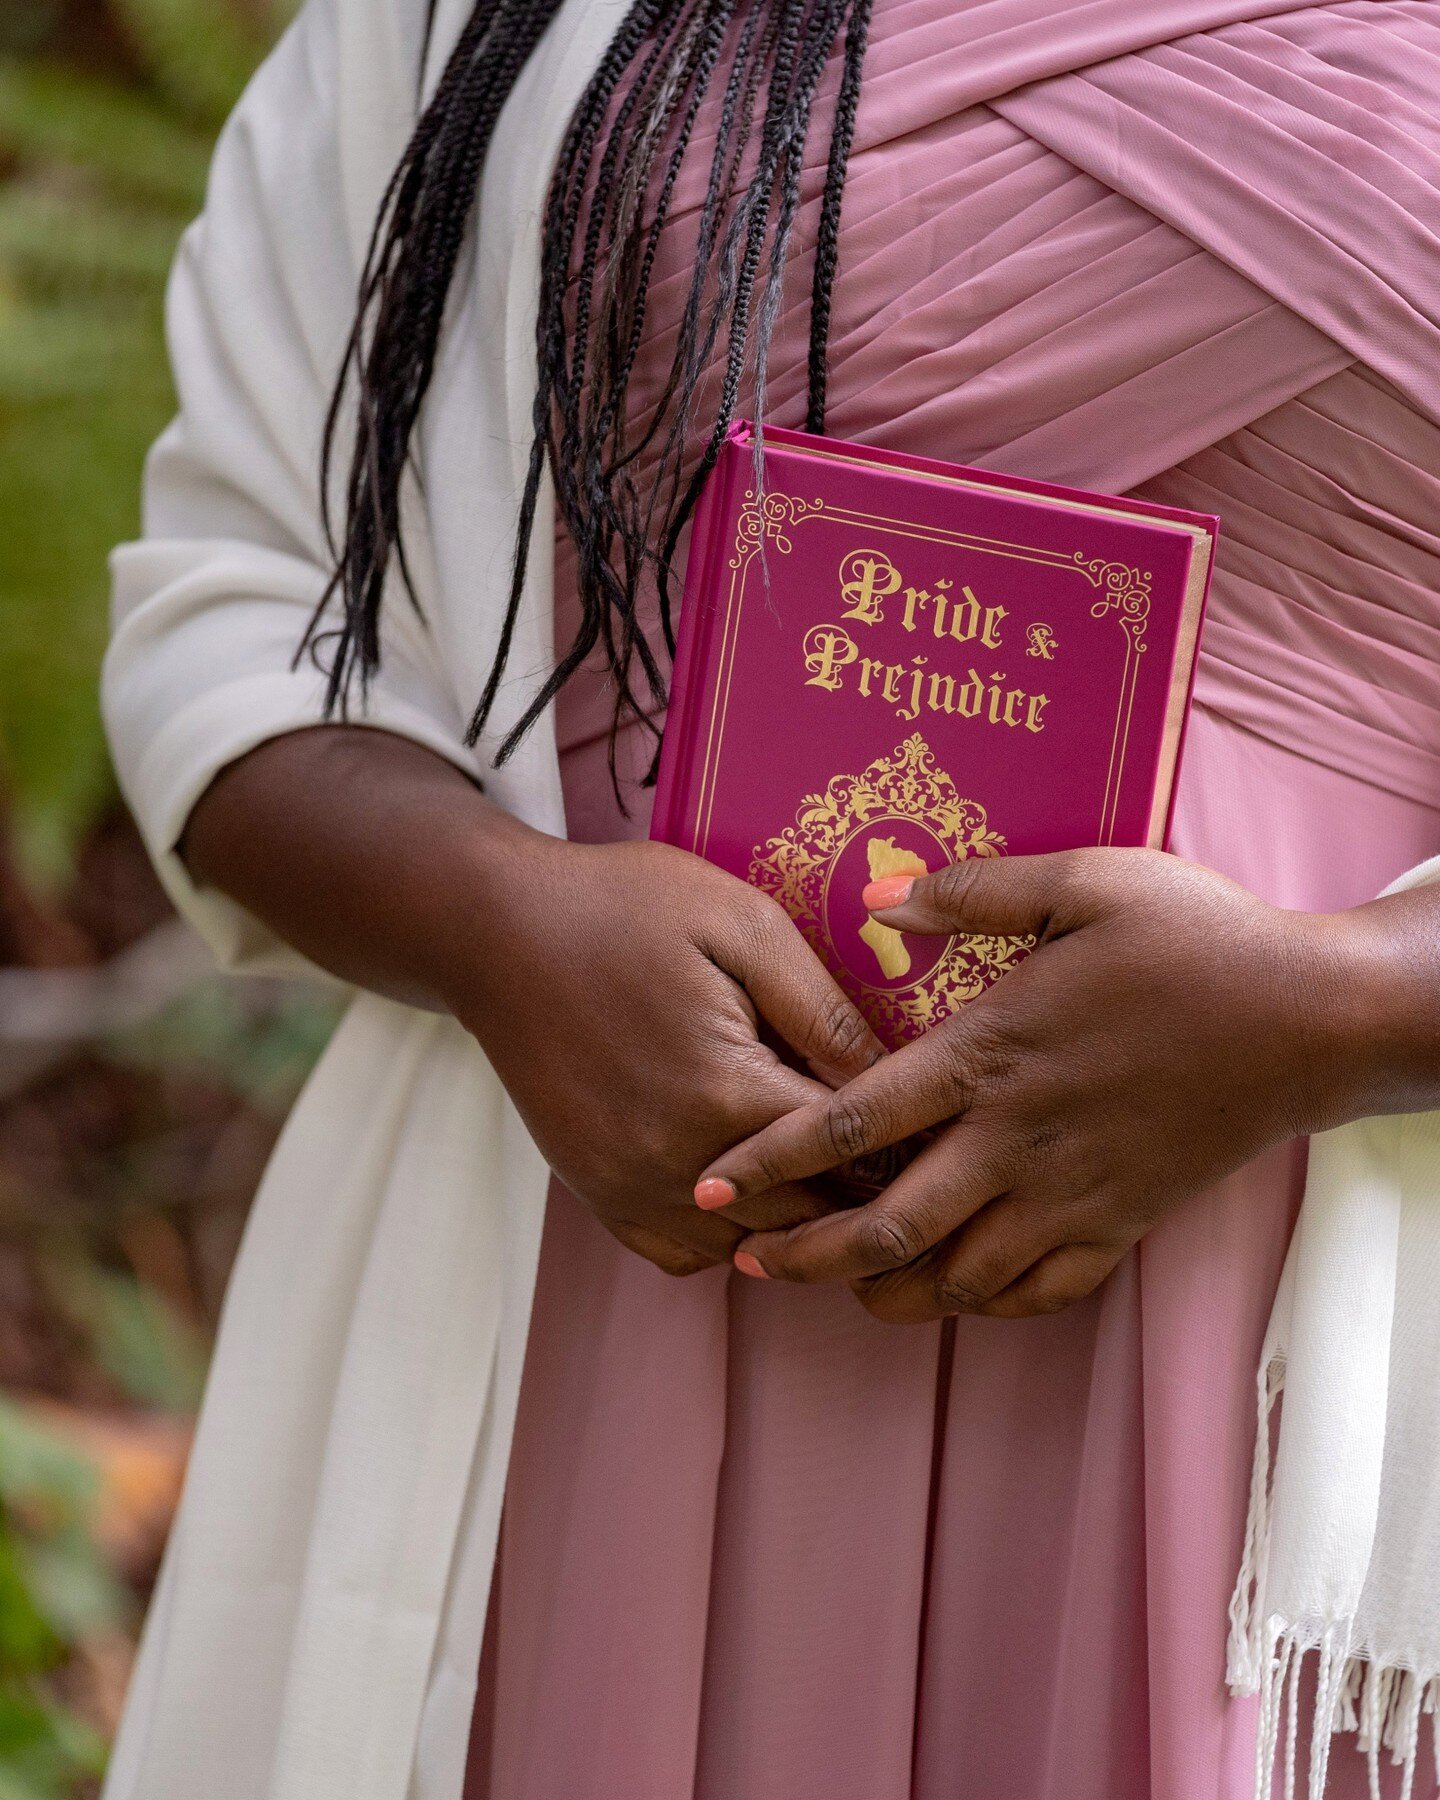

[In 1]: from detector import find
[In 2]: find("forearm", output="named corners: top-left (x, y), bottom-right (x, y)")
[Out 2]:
top-left (180, 726), bottom-right (548, 1011)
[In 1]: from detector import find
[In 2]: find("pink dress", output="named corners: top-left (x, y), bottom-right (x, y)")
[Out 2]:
top-left (466, 6), bottom-right (1440, 1796)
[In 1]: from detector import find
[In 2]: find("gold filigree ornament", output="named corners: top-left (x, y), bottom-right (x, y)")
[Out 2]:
top-left (749, 734), bottom-right (1031, 1042)
top-left (730, 489), bottom-right (826, 566)
top-left (1074, 555), bottom-right (1152, 651)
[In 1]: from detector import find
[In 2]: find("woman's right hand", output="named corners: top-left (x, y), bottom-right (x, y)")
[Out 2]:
top-left (438, 832), bottom-right (885, 1274)
top-left (181, 728), bottom-right (884, 1278)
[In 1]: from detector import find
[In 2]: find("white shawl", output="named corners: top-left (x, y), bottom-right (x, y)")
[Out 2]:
top-left (1227, 854), bottom-right (1440, 1800)
top-left (99, 0), bottom-right (1440, 1794)
top-left (103, 0), bottom-right (625, 1794)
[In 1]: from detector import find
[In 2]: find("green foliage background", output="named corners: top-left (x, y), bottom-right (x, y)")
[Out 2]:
top-left (0, 0), bottom-right (291, 887)
top-left (0, 1402), bottom-right (118, 1800)
top-left (0, 3), bottom-right (295, 1792)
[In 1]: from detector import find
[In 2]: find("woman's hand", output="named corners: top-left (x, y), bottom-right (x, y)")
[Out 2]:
top-left (181, 727), bottom-right (882, 1279)
top-left (439, 832), bottom-right (884, 1275)
top-left (696, 848), bottom-right (1427, 1320)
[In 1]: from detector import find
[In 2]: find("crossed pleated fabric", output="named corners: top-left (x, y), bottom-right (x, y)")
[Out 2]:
top-left (101, 2), bottom-right (1440, 1796)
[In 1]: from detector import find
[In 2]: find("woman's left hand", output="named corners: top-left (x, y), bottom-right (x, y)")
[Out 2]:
top-left (695, 848), bottom-right (1404, 1322)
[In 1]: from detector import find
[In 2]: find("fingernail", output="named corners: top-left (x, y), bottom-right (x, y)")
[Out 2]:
top-left (862, 875), bottom-right (914, 911)
top-left (733, 1251), bottom-right (770, 1280)
top-left (694, 1177), bottom-right (736, 1211)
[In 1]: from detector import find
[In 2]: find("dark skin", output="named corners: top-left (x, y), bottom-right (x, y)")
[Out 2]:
top-left (181, 725), bottom-right (884, 1276)
top-left (699, 849), bottom-right (1440, 1320)
top-left (185, 729), bottom-right (1440, 1314)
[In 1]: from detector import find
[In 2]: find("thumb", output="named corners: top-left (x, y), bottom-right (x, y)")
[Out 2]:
top-left (860, 850), bottom-right (1091, 940)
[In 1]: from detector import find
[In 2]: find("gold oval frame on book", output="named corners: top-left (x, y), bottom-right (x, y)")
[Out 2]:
top-left (748, 733), bottom-right (1031, 1043)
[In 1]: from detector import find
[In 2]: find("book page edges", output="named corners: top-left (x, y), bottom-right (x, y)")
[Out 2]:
top-left (769, 432), bottom-right (1216, 544)
top-left (1147, 526), bottom-right (1216, 849)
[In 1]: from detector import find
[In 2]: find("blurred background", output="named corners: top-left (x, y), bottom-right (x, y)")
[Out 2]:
top-left (0, 2), bottom-right (334, 1792)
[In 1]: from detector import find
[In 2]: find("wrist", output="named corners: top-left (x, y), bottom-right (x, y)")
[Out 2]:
top-left (420, 804), bottom-right (573, 1016)
top-left (1299, 892), bottom-right (1440, 1128)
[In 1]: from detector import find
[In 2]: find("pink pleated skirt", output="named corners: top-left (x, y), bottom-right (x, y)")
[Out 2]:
top-left (465, 4), bottom-right (1440, 1791)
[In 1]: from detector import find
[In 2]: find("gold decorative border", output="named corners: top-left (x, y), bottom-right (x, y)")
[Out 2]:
top-left (1078, 553), bottom-right (1152, 846)
top-left (748, 734), bottom-right (1028, 1041)
top-left (731, 491), bottom-right (827, 565)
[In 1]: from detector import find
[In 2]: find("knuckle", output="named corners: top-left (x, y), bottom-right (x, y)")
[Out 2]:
top-left (702, 1060), bottom-right (765, 1127)
top-left (858, 1207), bottom-right (924, 1270)
top-left (823, 1092), bottom-right (877, 1163)
top-left (961, 1016), bottom-right (1025, 1100)
top-left (1024, 1116), bottom-right (1069, 1160)
top-left (811, 995), bottom-right (876, 1071)
top-left (745, 887), bottom-right (794, 945)
top-left (603, 1213), bottom-right (725, 1278)
top-left (714, 889), bottom-right (782, 968)
top-left (932, 1022), bottom-right (985, 1097)
top-left (629, 1123), bottom-right (677, 1171)
top-left (656, 1244), bottom-right (721, 1278)
top-left (1058, 846), bottom-right (1113, 894)
top-left (1040, 1246), bottom-right (1115, 1312)
top-left (854, 1276), bottom-right (919, 1324)
top-left (1058, 846), bottom-right (1106, 886)
top-left (1004, 1278), bottom-right (1076, 1317)
top-left (1049, 846), bottom-right (1131, 924)
top-left (932, 857), bottom-right (985, 922)
top-left (933, 1269), bottom-right (990, 1314)
top-left (858, 1286), bottom-right (909, 1324)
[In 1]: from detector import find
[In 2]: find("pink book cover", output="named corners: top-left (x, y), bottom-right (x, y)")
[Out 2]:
top-left (651, 421), bottom-right (1218, 1050)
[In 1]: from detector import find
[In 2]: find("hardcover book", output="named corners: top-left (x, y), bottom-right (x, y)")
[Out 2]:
top-left (651, 421), bottom-right (1218, 1050)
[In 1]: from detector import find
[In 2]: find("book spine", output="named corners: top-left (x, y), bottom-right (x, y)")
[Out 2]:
top-left (650, 440), bottom-right (739, 847)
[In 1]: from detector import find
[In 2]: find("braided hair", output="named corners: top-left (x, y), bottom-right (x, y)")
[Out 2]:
top-left (312, 0), bottom-right (874, 782)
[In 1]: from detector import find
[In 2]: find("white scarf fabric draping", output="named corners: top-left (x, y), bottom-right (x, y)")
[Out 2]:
top-left (102, 0), bottom-right (625, 1794)
top-left (98, 0), bottom-right (1440, 1793)
top-left (1227, 853), bottom-right (1440, 1800)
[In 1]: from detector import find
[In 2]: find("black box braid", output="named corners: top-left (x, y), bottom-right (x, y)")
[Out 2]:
top-left (310, 0), bottom-right (874, 793)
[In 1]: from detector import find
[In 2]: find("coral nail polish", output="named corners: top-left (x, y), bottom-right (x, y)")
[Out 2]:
top-left (734, 1251), bottom-right (770, 1280)
top-left (694, 1177), bottom-right (736, 1211)
top-left (862, 874), bottom-right (915, 911)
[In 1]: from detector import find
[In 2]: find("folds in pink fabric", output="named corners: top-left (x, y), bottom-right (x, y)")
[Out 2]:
top-left (465, 5), bottom-right (1440, 1797)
